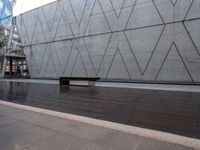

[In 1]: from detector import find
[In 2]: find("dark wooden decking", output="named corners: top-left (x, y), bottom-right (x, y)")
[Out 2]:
top-left (0, 81), bottom-right (200, 139)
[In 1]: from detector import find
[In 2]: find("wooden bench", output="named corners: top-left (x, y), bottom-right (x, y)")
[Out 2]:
top-left (60, 77), bottom-right (100, 87)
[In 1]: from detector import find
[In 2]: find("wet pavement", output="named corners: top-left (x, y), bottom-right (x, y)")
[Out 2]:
top-left (0, 81), bottom-right (200, 139)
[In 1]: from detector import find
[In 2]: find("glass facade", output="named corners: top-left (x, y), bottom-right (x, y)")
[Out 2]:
top-left (0, 0), bottom-right (14, 73)
top-left (0, 0), bottom-right (29, 78)
top-left (0, 0), bottom-right (15, 27)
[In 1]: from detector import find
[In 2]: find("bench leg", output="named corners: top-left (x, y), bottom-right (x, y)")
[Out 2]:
top-left (60, 79), bottom-right (70, 86)
top-left (88, 81), bottom-right (95, 87)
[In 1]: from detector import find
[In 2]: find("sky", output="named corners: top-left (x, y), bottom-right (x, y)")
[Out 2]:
top-left (0, 0), bottom-right (56, 26)
top-left (0, 0), bottom-right (13, 26)
top-left (0, 0), bottom-right (12, 19)
top-left (13, 0), bottom-right (56, 16)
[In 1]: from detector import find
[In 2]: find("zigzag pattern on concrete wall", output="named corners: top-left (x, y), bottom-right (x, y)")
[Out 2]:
top-left (17, 0), bottom-right (200, 83)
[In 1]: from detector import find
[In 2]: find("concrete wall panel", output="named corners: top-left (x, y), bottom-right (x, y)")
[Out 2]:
top-left (153, 0), bottom-right (193, 23)
top-left (125, 25), bottom-right (164, 73)
top-left (84, 0), bottom-right (111, 36)
top-left (126, 0), bottom-right (163, 29)
top-left (184, 19), bottom-right (200, 54)
top-left (38, 2), bottom-right (59, 42)
top-left (156, 44), bottom-right (192, 82)
top-left (84, 34), bottom-right (111, 74)
top-left (16, 0), bottom-right (200, 83)
top-left (185, 0), bottom-right (200, 20)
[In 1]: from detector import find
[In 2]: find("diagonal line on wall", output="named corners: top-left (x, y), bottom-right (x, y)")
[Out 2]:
top-left (41, 1), bottom-right (59, 31)
top-left (43, 47), bottom-right (59, 78)
top-left (169, 0), bottom-right (178, 7)
top-left (97, 33), bottom-right (113, 75)
top-left (105, 47), bottom-right (118, 79)
top-left (70, 39), bottom-right (89, 77)
top-left (183, 0), bottom-right (195, 21)
top-left (78, 0), bottom-right (87, 26)
top-left (17, 0), bottom-right (199, 46)
top-left (79, 50), bottom-right (89, 77)
top-left (70, 50), bottom-right (89, 77)
top-left (83, 0), bottom-right (97, 36)
top-left (173, 42), bottom-right (194, 82)
top-left (98, 0), bottom-right (112, 32)
top-left (30, 16), bottom-right (39, 44)
top-left (52, 42), bottom-right (64, 75)
top-left (53, 6), bottom-right (63, 42)
top-left (60, 8), bottom-right (75, 39)
top-left (118, 48), bottom-right (132, 79)
top-left (105, 48), bottom-right (131, 79)
top-left (50, 54), bottom-right (59, 78)
top-left (155, 42), bottom-right (174, 80)
top-left (70, 49), bottom-right (79, 76)
top-left (38, 17), bottom-right (47, 43)
top-left (22, 16), bottom-right (31, 45)
top-left (83, 38), bottom-right (97, 75)
top-left (47, 58), bottom-right (57, 78)
top-left (44, 55), bottom-right (51, 77)
top-left (68, 0), bottom-right (79, 25)
top-left (62, 6), bottom-right (75, 38)
top-left (182, 22), bottom-right (200, 57)
top-left (83, 0), bottom-right (112, 36)
top-left (109, 0), bottom-right (126, 18)
top-left (16, 0), bottom-right (200, 82)
top-left (53, 6), bottom-right (75, 41)
top-left (123, 31), bottom-right (143, 75)
top-left (69, 0), bottom-right (87, 25)
top-left (29, 46), bottom-right (40, 75)
top-left (37, 44), bottom-right (48, 75)
top-left (63, 40), bottom-right (75, 75)
top-left (142, 25), bottom-right (165, 75)
top-left (152, 0), bottom-right (165, 24)
top-left (124, 0), bottom-right (137, 30)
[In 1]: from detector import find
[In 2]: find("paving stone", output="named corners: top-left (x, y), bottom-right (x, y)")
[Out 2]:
top-left (136, 138), bottom-right (196, 150)
top-left (0, 121), bottom-right (57, 149)
top-left (40, 117), bottom-right (116, 142)
top-left (27, 133), bottom-right (88, 150)
top-left (0, 115), bottom-right (18, 128)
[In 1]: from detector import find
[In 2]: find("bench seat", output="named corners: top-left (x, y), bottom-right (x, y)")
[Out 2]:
top-left (60, 77), bottom-right (100, 87)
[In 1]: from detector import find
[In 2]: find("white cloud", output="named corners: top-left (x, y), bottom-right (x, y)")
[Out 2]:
top-left (0, 1), bottom-right (3, 10)
top-left (4, 7), bottom-right (11, 16)
top-left (13, 0), bottom-right (56, 16)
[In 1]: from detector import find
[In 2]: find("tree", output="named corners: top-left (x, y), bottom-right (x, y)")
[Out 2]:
top-left (0, 31), bottom-right (7, 50)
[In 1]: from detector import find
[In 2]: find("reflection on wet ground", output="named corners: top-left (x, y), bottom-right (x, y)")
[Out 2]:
top-left (0, 81), bottom-right (200, 139)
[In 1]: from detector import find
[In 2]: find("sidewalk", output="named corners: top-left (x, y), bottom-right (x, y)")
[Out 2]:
top-left (0, 102), bottom-right (199, 150)
top-left (0, 80), bottom-right (200, 139)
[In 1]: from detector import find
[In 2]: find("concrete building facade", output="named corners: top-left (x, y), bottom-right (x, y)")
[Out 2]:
top-left (16, 0), bottom-right (200, 83)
